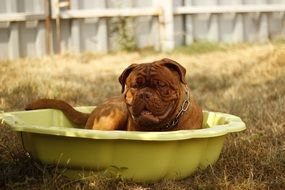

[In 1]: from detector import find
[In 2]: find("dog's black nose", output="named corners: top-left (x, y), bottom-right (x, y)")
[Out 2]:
top-left (139, 91), bottom-right (152, 100)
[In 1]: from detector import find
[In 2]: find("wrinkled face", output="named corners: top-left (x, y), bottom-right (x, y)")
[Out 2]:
top-left (119, 59), bottom-right (187, 130)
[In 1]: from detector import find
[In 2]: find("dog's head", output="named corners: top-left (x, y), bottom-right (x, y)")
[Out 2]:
top-left (119, 58), bottom-right (187, 131)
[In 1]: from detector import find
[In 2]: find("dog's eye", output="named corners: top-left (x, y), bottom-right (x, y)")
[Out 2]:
top-left (136, 77), bottom-right (144, 84)
top-left (154, 80), bottom-right (166, 88)
top-left (132, 77), bottom-right (144, 88)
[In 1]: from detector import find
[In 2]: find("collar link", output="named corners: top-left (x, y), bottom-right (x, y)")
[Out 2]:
top-left (164, 85), bottom-right (190, 130)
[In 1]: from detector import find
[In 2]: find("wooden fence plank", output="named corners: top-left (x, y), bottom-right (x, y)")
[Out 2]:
top-left (70, 0), bottom-right (80, 52)
top-left (6, 0), bottom-right (19, 59)
top-left (0, 28), bottom-right (9, 59)
top-left (0, 0), bottom-right (7, 13)
top-left (9, 23), bottom-right (20, 59)
top-left (134, 0), bottom-right (157, 50)
top-left (36, 22), bottom-right (46, 57)
top-left (80, 0), bottom-right (108, 52)
top-left (57, 19), bottom-right (71, 53)
top-left (97, 18), bottom-right (108, 52)
top-left (184, 0), bottom-right (194, 45)
top-left (218, 0), bottom-right (243, 43)
top-left (268, 0), bottom-right (285, 39)
top-left (191, 0), bottom-right (219, 42)
top-left (71, 20), bottom-right (81, 52)
top-left (59, 8), bottom-right (160, 18)
top-left (173, 0), bottom-right (184, 47)
top-left (158, 0), bottom-right (174, 51)
top-left (34, 1), bottom-right (46, 57)
top-left (174, 4), bottom-right (285, 14)
top-left (0, 13), bottom-right (45, 22)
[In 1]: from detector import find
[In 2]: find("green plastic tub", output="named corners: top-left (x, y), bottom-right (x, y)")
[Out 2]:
top-left (0, 107), bottom-right (246, 182)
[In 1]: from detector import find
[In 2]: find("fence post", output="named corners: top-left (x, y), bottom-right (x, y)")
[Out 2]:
top-left (158, 0), bottom-right (175, 51)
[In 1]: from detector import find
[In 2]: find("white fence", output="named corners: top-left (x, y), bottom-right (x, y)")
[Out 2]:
top-left (0, 0), bottom-right (285, 59)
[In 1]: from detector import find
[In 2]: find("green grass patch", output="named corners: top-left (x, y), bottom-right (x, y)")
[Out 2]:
top-left (173, 41), bottom-right (228, 54)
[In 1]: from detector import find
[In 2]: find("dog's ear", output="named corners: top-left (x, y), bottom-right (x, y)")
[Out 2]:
top-left (119, 64), bottom-right (138, 93)
top-left (159, 58), bottom-right (187, 84)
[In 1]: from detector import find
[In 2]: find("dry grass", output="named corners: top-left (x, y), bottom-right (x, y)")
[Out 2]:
top-left (1, 42), bottom-right (285, 189)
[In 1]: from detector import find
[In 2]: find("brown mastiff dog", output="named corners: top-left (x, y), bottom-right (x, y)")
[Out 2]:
top-left (26, 58), bottom-right (203, 131)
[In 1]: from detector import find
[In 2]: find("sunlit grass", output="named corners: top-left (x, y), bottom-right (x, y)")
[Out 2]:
top-left (1, 42), bottom-right (285, 189)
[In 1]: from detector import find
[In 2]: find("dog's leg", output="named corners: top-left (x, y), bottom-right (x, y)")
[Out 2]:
top-left (85, 96), bottom-right (128, 130)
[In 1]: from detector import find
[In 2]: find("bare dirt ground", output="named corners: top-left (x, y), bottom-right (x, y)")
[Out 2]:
top-left (1, 42), bottom-right (285, 189)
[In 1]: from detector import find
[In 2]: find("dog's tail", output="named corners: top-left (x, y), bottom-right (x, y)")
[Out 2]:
top-left (25, 99), bottom-right (90, 126)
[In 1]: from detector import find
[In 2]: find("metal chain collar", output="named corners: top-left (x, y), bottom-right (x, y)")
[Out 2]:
top-left (164, 86), bottom-right (190, 129)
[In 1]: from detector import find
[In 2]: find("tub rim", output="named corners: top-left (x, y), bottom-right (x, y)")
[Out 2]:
top-left (1, 109), bottom-right (246, 141)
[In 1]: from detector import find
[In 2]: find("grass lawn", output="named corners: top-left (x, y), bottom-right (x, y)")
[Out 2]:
top-left (1, 42), bottom-right (285, 189)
